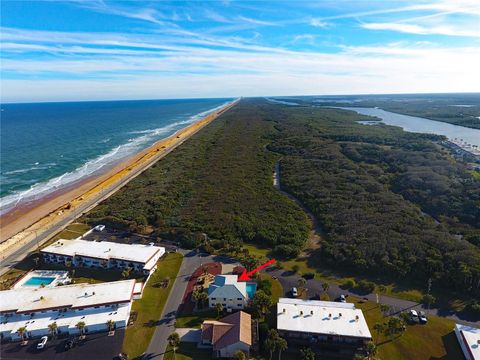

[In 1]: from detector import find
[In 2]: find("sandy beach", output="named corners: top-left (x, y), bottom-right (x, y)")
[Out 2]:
top-left (0, 99), bottom-right (239, 254)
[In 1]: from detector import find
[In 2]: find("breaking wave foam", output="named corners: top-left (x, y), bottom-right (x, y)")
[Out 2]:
top-left (0, 100), bottom-right (233, 215)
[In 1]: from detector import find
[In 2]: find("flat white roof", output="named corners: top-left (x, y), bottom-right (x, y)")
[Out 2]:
top-left (456, 324), bottom-right (480, 360)
top-left (0, 280), bottom-right (136, 313)
top-left (277, 298), bottom-right (372, 339)
top-left (0, 303), bottom-right (131, 336)
top-left (41, 239), bottom-right (163, 265)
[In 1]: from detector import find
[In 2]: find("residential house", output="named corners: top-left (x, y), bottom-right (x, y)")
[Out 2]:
top-left (201, 311), bottom-right (252, 358)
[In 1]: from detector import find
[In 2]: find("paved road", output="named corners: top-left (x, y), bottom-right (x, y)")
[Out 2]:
top-left (142, 251), bottom-right (237, 360)
top-left (268, 268), bottom-right (480, 326)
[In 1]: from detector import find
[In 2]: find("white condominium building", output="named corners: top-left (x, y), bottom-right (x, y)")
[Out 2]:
top-left (0, 280), bottom-right (136, 341)
top-left (41, 239), bottom-right (165, 275)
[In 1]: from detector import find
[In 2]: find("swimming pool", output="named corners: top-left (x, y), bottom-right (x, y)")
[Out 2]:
top-left (246, 283), bottom-right (257, 299)
top-left (24, 277), bottom-right (56, 286)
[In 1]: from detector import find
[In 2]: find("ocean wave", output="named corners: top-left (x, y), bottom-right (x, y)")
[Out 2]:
top-left (0, 100), bottom-right (234, 215)
top-left (2, 162), bottom-right (57, 175)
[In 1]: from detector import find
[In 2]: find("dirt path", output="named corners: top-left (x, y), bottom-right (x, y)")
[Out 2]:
top-left (273, 160), bottom-right (324, 251)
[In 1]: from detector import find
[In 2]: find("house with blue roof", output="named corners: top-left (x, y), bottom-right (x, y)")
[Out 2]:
top-left (208, 275), bottom-right (256, 310)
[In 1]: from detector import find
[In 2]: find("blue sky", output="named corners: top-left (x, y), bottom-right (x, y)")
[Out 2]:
top-left (1, 0), bottom-right (479, 102)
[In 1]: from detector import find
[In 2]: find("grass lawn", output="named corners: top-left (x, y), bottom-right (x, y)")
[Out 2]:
top-left (122, 252), bottom-right (183, 359)
top-left (51, 223), bottom-right (91, 241)
top-left (175, 309), bottom-right (217, 329)
top-left (259, 273), bottom-right (283, 303)
top-left (350, 296), bottom-right (463, 360)
top-left (164, 343), bottom-right (211, 360)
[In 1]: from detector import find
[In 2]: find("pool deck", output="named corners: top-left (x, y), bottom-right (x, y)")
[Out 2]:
top-left (13, 270), bottom-right (71, 289)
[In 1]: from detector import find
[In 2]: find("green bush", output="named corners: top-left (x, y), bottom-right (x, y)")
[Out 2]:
top-left (356, 280), bottom-right (376, 294)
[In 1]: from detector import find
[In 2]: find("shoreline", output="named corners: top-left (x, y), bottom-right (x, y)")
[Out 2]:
top-left (0, 99), bottom-right (239, 250)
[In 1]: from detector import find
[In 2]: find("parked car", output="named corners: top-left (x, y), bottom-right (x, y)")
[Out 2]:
top-left (94, 224), bottom-right (105, 232)
top-left (291, 287), bottom-right (298, 297)
top-left (37, 336), bottom-right (48, 350)
top-left (418, 311), bottom-right (428, 324)
top-left (409, 309), bottom-right (419, 322)
top-left (64, 337), bottom-right (77, 350)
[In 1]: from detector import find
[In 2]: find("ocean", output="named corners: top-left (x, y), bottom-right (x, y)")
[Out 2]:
top-left (0, 98), bottom-right (234, 215)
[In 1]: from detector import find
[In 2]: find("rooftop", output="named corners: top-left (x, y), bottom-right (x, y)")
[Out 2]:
top-left (41, 239), bottom-right (163, 265)
top-left (0, 280), bottom-right (136, 313)
top-left (277, 298), bottom-right (372, 339)
top-left (456, 323), bottom-right (480, 360)
top-left (202, 311), bottom-right (252, 350)
top-left (0, 302), bottom-right (130, 337)
top-left (208, 275), bottom-right (247, 299)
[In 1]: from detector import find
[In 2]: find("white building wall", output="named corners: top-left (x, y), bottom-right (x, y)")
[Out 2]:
top-left (208, 297), bottom-right (246, 310)
top-left (219, 342), bottom-right (250, 358)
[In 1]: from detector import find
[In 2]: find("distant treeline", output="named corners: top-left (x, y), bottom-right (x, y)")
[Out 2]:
top-left (82, 99), bottom-right (480, 295)
top-left (82, 102), bottom-right (310, 257)
top-left (265, 102), bottom-right (480, 295)
top-left (295, 96), bottom-right (480, 129)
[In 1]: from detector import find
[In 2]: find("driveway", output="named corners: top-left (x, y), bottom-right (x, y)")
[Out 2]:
top-left (0, 329), bottom-right (125, 360)
top-left (142, 250), bottom-right (237, 360)
top-left (175, 329), bottom-right (201, 343)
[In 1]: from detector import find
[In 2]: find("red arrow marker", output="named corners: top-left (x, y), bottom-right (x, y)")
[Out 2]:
top-left (238, 259), bottom-right (276, 281)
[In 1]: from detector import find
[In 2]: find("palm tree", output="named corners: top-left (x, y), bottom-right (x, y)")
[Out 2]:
top-left (192, 290), bottom-right (201, 309)
top-left (106, 319), bottom-right (115, 332)
top-left (322, 282), bottom-right (329, 293)
top-left (215, 303), bottom-right (224, 318)
top-left (202, 265), bottom-right (209, 276)
top-left (298, 277), bottom-right (307, 296)
top-left (365, 341), bottom-right (377, 359)
top-left (265, 337), bottom-right (276, 360)
top-left (377, 284), bottom-right (387, 304)
top-left (265, 329), bottom-right (280, 360)
top-left (277, 337), bottom-right (288, 360)
top-left (17, 327), bottom-right (27, 342)
top-left (48, 322), bottom-right (58, 338)
top-left (198, 291), bottom-right (209, 309)
top-left (75, 321), bottom-right (86, 338)
top-left (122, 267), bottom-right (131, 279)
top-left (300, 347), bottom-right (315, 360)
top-left (380, 303), bottom-right (391, 317)
top-left (168, 332), bottom-right (180, 359)
top-left (233, 350), bottom-right (246, 360)
top-left (373, 322), bottom-right (384, 344)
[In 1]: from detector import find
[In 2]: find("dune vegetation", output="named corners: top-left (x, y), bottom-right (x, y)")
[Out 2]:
top-left (82, 99), bottom-right (480, 297)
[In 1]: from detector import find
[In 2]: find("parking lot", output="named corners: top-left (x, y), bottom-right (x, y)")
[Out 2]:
top-left (0, 330), bottom-right (125, 360)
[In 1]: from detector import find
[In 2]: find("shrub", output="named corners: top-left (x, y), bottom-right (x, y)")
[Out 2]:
top-left (422, 294), bottom-right (436, 306)
top-left (291, 264), bottom-right (300, 273)
top-left (356, 279), bottom-right (376, 293)
top-left (344, 279), bottom-right (356, 289)
top-left (466, 301), bottom-right (480, 317)
top-left (274, 244), bottom-right (300, 259)
top-left (257, 279), bottom-right (273, 296)
top-left (302, 272), bottom-right (315, 280)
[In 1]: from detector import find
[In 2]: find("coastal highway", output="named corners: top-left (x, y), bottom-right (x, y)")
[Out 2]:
top-left (0, 100), bottom-right (239, 277)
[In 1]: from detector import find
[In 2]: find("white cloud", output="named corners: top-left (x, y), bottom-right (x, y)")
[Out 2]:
top-left (310, 18), bottom-right (329, 28)
top-left (362, 22), bottom-right (480, 37)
